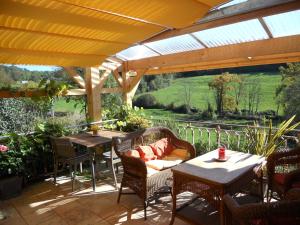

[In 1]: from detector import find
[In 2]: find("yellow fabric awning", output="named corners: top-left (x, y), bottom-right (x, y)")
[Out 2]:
top-left (0, 0), bottom-right (224, 67)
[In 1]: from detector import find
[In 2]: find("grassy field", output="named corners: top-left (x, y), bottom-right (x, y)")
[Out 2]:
top-left (141, 73), bottom-right (281, 112)
top-left (54, 98), bottom-right (82, 113)
top-left (55, 73), bottom-right (282, 123)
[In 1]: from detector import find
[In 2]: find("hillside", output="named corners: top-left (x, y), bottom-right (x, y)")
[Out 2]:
top-left (137, 73), bottom-right (281, 112)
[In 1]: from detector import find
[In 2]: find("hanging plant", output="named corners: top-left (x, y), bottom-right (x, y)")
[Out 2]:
top-left (33, 79), bottom-right (69, 103)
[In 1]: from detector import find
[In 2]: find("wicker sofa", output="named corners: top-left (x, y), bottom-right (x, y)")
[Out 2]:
top-left (112, 127), bottom-right (196, 219)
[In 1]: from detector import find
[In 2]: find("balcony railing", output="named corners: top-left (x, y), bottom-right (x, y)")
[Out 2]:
top-left (151, 119), bottom-right (300, 155)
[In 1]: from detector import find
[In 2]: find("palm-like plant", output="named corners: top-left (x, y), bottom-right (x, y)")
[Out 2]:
top-left (247, 115), bottom-right (300, 157)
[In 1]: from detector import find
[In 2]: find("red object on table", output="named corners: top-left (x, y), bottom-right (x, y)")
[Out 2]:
top-left (218, 147), bottom-right (225, 159)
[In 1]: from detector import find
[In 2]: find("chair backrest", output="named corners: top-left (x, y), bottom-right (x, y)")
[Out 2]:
top-left (224, 192), bottom-right (300, 225)
top-left (50, 137), bottom-right (76, 159)
top-left (112, 127), bottom-right (176, 154)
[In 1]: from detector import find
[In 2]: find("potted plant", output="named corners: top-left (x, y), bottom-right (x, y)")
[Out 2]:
top-left (245, 115), bottom-right (300, 197)
top-left (0, 140), bottom-right (25, 200)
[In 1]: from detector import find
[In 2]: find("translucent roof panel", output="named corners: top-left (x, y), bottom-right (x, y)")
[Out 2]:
top-left (145, 34), bottom-right (204, 55)
top-left (116, 45), bottom-right (159, 60)
top-left (217, 0), bottom-right (248, 9)
top-left (192, 19), bottom-right (269, 48)
top-left (263, 10), bottom-right (300, 38)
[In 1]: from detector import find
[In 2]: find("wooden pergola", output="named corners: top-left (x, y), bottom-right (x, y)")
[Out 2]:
top-left (0, 0), bottom-right (300, 123)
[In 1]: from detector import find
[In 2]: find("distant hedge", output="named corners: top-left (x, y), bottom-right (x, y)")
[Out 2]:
top-left (133, 94), bottom-right (157, 108)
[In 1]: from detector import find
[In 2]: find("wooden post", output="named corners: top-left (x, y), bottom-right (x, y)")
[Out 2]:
top-left (85, 67), bottom-right (101, 123)
top-left (122, 67), bottom-right (145, 107)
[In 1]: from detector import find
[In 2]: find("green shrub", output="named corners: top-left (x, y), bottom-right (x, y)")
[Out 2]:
top-left (133, 94), bottom-right (157, 108)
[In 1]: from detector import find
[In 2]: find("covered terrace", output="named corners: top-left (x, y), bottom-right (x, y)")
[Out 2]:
top-left (0, 0), bottom-right (300, 225)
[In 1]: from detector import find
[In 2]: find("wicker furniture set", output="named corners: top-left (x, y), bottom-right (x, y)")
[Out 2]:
top-left (51, 127), bottom-right (300, 224)
top-left (112, 127), bottom-right (196, 219)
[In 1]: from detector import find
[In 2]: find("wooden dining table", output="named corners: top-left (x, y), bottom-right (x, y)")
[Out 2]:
top-left (170, 150), bottom-right (265, 225)
top-left (66, 130), bottom-right (126, 191)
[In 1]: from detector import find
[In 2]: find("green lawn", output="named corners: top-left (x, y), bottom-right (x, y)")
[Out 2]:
top-left (54, 98), bottom-right (83, 113)
top-left (141, 73), bottom-right (281, 112)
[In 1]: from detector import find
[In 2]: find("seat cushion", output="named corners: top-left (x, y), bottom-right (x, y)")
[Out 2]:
top-left (146, 166), bottom-right (159, 177)
top-left (124, 149), bottom-right (140, 158)
top-left (150, 138), bottom-right (174, 159)
top-left (146, 159), bottom-right (182, 171)
top-left (136, 145), bottom-right (157, 161)
top-left (167, 149), bottom-right (190, 161)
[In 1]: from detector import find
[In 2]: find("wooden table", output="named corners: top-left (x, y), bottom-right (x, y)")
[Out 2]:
top-left (170, 150), bottom-right (264, 225)
top-left (66, 130), bottom-right (126, 191)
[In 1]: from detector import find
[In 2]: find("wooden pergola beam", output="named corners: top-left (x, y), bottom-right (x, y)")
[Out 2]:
top-left (145, 55), bottom-right (300, 75)
top-left (143, 0), bottom-right (300, 43)
top-left (127, 35), bottom-right (300, 74)
top-left (64, 67), bottom-right (86, 89)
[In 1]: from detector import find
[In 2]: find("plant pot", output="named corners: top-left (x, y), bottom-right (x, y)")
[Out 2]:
top-left (0, 176), bottom-right (23, 200)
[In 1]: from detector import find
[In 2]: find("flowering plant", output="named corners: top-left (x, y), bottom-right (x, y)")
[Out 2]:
top-left (0, 140), bottom-right (24, 178)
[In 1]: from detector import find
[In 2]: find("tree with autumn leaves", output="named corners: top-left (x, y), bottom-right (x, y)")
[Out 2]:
top-left (208, 72), bottom-right (240, 115)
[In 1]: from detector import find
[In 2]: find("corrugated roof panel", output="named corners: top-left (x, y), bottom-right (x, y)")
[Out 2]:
top-left (145, 34), bottom-right (204, 55)
top-left (192, 19), bottom-right (268, 48)
top-left (263, 10), bottom-right (300, 38)
top-left (217, 0), bottom-right (248, 9)
top-left (116, 45), bottom-right (159, 60)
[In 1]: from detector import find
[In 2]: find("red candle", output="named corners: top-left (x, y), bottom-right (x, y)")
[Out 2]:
top-left (218, 147), bottom-right (225, 159)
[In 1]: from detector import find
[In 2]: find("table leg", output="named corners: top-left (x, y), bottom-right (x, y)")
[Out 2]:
top-left (219, 189), bottom-right (225, 225)
top-left (90, 155), bottom-right (96, 191)
top-left (169, 179), bottom-right (176, 225)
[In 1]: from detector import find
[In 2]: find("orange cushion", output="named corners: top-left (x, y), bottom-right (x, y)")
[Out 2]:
top-left (124, 149), bottom-right (140, 158)
top-left (150, 138), bottom-right (174, 158)
top-left (136, 145), bottom-right (157, 161)
top-left (167, 149), bottom-right (190, 160)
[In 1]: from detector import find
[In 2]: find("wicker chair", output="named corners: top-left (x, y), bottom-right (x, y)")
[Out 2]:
top-left (50, 137), bottom-right (91, 191)
top-left (112, 127), bottom-right (196, 219)
top-left (224, 188), bottom-right (300, 225)
top-left (266, 146), bottom-right (300, 201)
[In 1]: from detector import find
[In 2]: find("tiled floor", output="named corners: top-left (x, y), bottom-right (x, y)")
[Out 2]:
top-left (0, 170), bottom-right (190, 225)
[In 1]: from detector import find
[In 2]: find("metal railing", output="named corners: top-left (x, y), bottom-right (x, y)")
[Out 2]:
top-left (151, 118), bottom-right (300, 154)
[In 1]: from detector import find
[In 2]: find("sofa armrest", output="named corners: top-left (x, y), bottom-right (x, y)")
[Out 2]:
top-left (121, 155), bottom-right (147, 179)
top-left (171, 136), bottom-right (196, 159)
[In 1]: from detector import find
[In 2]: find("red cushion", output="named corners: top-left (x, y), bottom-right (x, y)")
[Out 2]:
top-left (292, 181), bottom-right (300, 188)
top-left (136, 146), bottom-right (157, 161)
top-left (273, 173), bottom-right (289, 185)
top-left (150, 138), bottom-right (174, 159)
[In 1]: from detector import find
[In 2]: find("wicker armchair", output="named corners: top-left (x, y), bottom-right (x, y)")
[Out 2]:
top-left (112, 127), bottom-right (196, 219)
top-left (224, 189), bottom-right (300, 225)
top-left (266, 146), bottom-right (300, 201)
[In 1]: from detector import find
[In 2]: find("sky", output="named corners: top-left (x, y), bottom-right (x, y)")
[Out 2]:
top-left (4, 64), bottom-right (59, 71)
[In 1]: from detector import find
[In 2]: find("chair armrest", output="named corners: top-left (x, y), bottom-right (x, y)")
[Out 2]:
top-left (121, 155), bottom-right (147, 179)
top-left (224, 194), bottom-right (268, 221)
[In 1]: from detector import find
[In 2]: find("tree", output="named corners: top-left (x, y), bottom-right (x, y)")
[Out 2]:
top-left (183, 85), bottom-right (191, 113)
top-left (208, 72), bottom-right (237, 115)
top-left (276, 63), bottom-right (300, 121)
top-left (232, 75), bottom-right (245, 111)
top-left (245, 76), bottom-right (262, 114)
